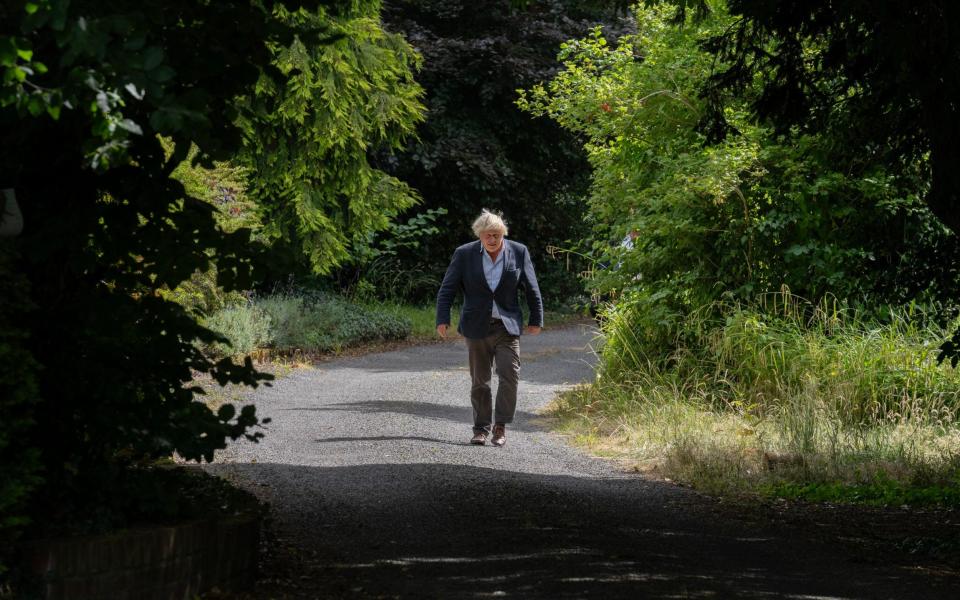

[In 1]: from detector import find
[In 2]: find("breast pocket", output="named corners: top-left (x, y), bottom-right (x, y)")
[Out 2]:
top-left (500, 268), bottom-right (520, 287)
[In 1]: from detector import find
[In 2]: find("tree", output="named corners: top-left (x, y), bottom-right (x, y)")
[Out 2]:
top-left (699, 0), bottom-right (960, 237)
top-left (519, 2), bottom-right (954, 354)
top-left (242, 1), bottom-right (425, 277)
top-left (373, 0), bottom-right (628, 304)
top-left (0, 0), bottom-right (421, 555)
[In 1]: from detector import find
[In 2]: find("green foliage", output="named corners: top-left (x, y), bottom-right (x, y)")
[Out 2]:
top-left (241, 1), bottom-right (425, 275)
top-left (529, 3), bottom-right (960, 505)
top-left (703, 1), bottom-right (960, 237)
top-left (204, 292), bottom-right (413, 354)
top-left (159, 267), bottom-right (247, 316)
top-left (346, 207), bottom-right (448, 301)
top-left (1, 0), bottom-right (279, 508)
top-left (352, 255), bottom-right (444, 302)
top-left (519, 4), bottom-right (954, 316)
top-left (168, 142), bottom-right (262, 236)
top-left (161, 141), bottom-right (259, 315)
top-left (365, 207), bottom-right (449, 261)
top-left (203, 303), bottom-right (273, 357)
top-left (0, 0), bottom-right (418, 549)
top-left (558, 291), bottom-right (960, 503)
top-left (378, 0), bottom-right (626, 304)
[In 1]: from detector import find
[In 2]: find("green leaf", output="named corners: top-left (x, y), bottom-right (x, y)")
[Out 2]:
top-left (149, 65), bottom-right (176, 83)
top-left (26, 95), bottom-right (44, 116)
top-left (117, 118), bottom-right (143, 135)
top-left (24, 2), bottom-right (39, 14)
top-left (0, 38), bottom-right (17, 67)
top-left (16, 48), bottom-right (33, 62)
top-left (143, 46), bottom-right (164, 71)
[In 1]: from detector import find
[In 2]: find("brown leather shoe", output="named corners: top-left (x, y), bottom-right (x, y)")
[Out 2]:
top-left (491, 423), bottom-right (506, 447)
top-left (470, 431), bottom-right (487, 445)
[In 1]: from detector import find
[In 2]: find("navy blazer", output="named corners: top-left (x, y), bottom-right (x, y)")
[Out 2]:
top-left (436, 239), bottom-right (543, 340)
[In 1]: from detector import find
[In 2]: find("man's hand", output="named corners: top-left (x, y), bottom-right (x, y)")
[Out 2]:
top-left (437, 323), bottom-right (448, 338)
top-left (525, 325), bottom-right (542, 336)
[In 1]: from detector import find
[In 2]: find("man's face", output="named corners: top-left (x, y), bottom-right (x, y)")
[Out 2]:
top-left (480, 230), bottom-right (504, 253)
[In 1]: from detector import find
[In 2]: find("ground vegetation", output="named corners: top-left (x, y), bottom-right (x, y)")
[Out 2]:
top-left (524, 2), bottom-right (960, 504)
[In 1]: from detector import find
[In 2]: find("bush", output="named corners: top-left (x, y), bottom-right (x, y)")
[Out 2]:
top-left (160, 269), bottom-right (242, 315)
top-left (202, 303), bottom-right (273, 357)
top-left (521, 4), bottom-right (957, 318)
top-left (257, 293), bottom-right (412, 353)
top-left (195, 291), bottom-right (416, 358)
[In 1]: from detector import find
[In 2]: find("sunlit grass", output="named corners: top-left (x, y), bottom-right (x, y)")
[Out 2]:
top-left (553, 293), bottom-right (960, 505)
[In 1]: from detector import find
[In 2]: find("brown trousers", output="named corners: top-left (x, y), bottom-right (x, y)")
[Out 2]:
top-left (466, 319), bottom-right (520, 434)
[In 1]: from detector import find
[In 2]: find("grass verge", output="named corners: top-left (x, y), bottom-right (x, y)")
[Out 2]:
top-left (551, 293), bottom-right (960, 507)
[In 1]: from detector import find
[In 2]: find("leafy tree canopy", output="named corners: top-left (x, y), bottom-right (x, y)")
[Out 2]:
top-left (242, 1), bottom-right (425, 276)
top-left (698, 0), bottom-right (960, 236)
top-left (0, 0), bottom-right (422, 552)
top-left (520, 2), bottom-right (955, 343)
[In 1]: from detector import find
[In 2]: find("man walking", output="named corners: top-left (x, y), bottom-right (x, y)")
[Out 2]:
top-left (436, 210), bottom-right (543, 447)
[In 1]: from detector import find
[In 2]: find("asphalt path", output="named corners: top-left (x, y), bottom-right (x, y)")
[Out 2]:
top-left (207, 323), bottom-right (958, 599)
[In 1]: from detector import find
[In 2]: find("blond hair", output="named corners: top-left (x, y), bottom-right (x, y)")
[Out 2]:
top-left (471, 209), bottom-right (508, 237)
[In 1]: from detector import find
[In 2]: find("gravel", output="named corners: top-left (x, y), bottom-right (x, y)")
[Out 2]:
top-left (206, 322), bottom-right (959, 599)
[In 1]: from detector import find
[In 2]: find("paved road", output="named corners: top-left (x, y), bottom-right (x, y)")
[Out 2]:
top-left (208, 323), bottom-right (958, 599)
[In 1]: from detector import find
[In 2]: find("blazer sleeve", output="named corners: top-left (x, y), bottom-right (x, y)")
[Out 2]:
top-left (436, 248), bottom-right (462, 326)
top-left (520, 245), bottom-right (543, 328)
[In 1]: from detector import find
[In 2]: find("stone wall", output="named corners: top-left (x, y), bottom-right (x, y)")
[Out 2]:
top-left (19, 515), bottom-right (259, 600)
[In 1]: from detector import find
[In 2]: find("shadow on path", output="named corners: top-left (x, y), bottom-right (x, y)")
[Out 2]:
top-left (313, 435), bottom-right (470, 447)
top-left (209, 461), bottom-right (958, 599)
top-left (284, 400), bottom-right (543, 433)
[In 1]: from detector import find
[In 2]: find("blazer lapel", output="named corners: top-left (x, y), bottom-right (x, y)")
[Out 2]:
top-left (493, 241), bottom-right (514, 292)
top-left (474, 241), bottom-right (492, 291)
top-left (503, 241), bottom-right (515, 271)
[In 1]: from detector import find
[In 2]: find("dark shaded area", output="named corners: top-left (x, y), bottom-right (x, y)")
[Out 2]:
top-left (0, 1), bottom-right (304, 569)
top-left (210, 462), bottom-right (960, 599)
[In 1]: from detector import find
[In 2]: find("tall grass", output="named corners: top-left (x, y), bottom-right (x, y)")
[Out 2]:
top-left (558, 292), bottom-right (960, 504)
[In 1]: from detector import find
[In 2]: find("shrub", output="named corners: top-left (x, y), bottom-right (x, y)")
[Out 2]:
top-left (257, 293), bottom-right (412, 353)
top-left (202, 303), bottom-right (273, 357)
